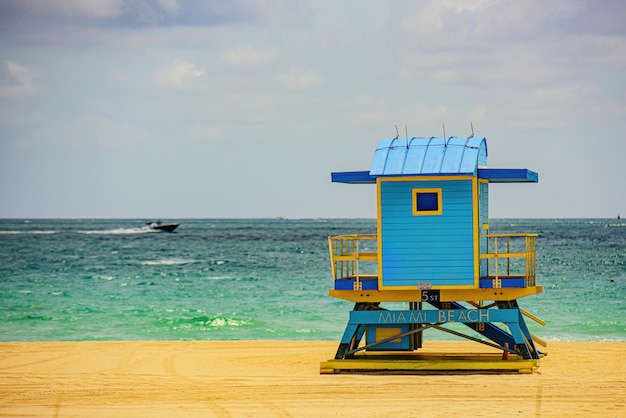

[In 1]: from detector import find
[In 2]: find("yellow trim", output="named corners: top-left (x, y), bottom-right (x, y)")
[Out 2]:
top-left (378, 175), bottom-right (477, 183)
top-left (376, 178), bottom-right (383, 290)
top-left (328, 285), bottom-right (544, 303)
top-left (472, 176), bottom-right (479, 287)
top-left (411, 188), bottom-right (442, 216)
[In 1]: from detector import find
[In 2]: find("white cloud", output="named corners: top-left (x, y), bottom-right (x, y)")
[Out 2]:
top-left (528, 84), bottom-right (595, 104)
top-left (153, 60), bottom-right (205, 89)
top-left (218, 47), bottom-right (277, 69)
top-left (395, 0), bottom-right (616, 87)
top-left (156, 0), bottom-right (181, 16)
top-left (398, 1), bottom-right (570, 47)
top-left (572, 36), bottom-right (626, 69)
top-left (33, 0), bottom-right (125, 19)
top-left (186, 125), bottom-right (225, 143)
top-left (7, 0), bottom-right (183, 21)
top-left (279, 69), bottom-right (323, 89)
top-left (0, 61), bottom-right (37, 98)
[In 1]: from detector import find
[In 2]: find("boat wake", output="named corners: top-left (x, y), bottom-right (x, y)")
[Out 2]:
top-left (140, 258), bottom-right (198, 266)
top-left (79, 227), bottom-right (158, 235)
top-left (0, 230), bottom-right (60, 235)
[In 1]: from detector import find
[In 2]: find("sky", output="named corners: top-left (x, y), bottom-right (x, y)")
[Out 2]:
top-left (1, 0), bottom-right (625, 219)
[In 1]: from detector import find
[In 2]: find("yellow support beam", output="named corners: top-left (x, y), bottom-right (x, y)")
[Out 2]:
top-left (321, 354), bottom-right (540, 374)
top-left (520, 308), bottom-right (546, 326)
top-left (531, 333), bottom-right (548, 347)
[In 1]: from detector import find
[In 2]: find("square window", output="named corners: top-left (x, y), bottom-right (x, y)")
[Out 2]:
top-left (417, 192), bottom-right (438, 211)
top-left (412, 188), bottom-right (442, 216)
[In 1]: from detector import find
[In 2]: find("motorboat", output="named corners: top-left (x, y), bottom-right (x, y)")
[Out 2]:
top-left (147, 221), bottom-right (180, 232)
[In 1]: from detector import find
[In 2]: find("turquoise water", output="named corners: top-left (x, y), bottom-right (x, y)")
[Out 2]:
top-left (0, 219), bottom-right (624, 342)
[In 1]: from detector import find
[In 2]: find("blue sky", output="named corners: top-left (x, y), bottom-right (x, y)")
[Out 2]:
top-left (1, 0), bottom-right (625, 219)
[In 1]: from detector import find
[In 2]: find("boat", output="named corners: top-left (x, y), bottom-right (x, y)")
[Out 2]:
top-left (147, 221), bottom-right (180, 232)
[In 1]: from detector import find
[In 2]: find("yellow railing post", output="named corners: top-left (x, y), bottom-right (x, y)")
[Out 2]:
top-left (494, 236), bottom-right (499, 284)
top-left (328, 237), bottom-right (336, 280)
top-left (506, 236), bottom-right (511, 277)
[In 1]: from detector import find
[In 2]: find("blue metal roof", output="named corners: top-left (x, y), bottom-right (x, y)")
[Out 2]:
top-left (369, 137), bottom-right (487, 176)
top-left (330, 136), bottom-right (538, 184)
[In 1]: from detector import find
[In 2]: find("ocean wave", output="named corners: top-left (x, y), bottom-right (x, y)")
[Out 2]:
top-left (164, 315), bottom-right (252, 329)
top-left (205, 317), bottom-right (250, 327)
top-left (295, 329), bottom-right (320, 334)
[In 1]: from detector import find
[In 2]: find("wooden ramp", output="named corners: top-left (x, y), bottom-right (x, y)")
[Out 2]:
top-left (321, 351), bottom-right (542, 374)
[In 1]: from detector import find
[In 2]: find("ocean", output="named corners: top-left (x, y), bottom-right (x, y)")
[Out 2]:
top-left (0, 219), bottom-right (624, 342)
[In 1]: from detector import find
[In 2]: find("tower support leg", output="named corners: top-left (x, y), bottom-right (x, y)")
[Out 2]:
top-left (334, 302), bottom-right (379, 359)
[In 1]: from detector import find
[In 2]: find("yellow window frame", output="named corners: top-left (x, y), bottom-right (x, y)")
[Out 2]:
top-left (412, 188), bottom-right (443, 216)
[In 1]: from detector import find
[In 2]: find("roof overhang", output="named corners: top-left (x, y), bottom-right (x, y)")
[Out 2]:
top-left (331, 168), bottom-right (538, 184)
top-left (331, 171), bottom-right (375, 184)
top-left (478, 168), bottom-right (538, 183)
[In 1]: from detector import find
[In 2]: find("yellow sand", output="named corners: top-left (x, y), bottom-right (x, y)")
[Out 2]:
top-left (1, 340), bottom-right (624, 417)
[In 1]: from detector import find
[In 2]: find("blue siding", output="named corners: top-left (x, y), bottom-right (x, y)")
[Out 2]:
top-left (380, 179), bottom-right (476, 287)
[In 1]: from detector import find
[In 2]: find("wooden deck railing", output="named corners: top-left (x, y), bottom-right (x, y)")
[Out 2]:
top-left (328, 234), bottom-right (378, 285)
top-left (480, 233), bottom-right (537, 287)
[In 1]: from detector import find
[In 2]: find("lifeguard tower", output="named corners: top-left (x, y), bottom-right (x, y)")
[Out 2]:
top-left (320, 136), bottom-right (545, 374)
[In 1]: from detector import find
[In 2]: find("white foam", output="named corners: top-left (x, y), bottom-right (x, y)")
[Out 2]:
top-left (140, 259), bottom-right (197, 266)
top-left (79, 227), bottom-right (157, 235)
top-left (208, 317), bottom-right (248, 327)
top-left (0, 230), bottom-right (59, 235)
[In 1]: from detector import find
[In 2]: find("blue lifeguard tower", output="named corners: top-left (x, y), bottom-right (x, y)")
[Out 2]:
top-left (321, 136), bottom-right (545, 373)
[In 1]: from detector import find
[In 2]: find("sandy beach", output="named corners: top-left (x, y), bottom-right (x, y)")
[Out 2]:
top-left (1, 340), bottom-right (624, 417)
